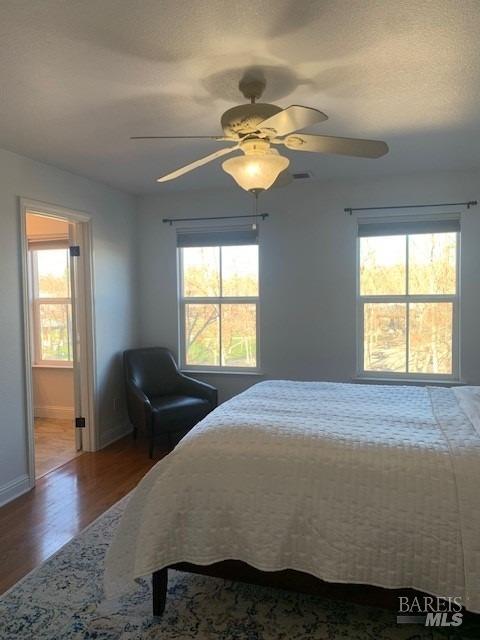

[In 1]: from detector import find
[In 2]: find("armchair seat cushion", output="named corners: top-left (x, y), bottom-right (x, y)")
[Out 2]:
top-left (150, 394), bottom-right (211, 432)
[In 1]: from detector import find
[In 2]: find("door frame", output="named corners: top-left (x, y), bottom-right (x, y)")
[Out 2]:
top-left (19, 198), bottom-right (97, 488)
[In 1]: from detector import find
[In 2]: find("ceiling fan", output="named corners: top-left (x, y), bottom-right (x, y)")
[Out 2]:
top-left (132, 77), bottom-right (389, 192)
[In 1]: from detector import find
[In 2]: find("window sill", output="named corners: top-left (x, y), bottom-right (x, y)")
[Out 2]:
top-left (32, 363), bottom-right (73, 370)
top-left (353, 375), bottom-right (464, 386)
top-left (181, 369), bottom-right (264, 376)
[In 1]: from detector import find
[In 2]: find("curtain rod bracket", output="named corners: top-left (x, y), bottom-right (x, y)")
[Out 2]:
top-left (344, 200), bottom-right (477, 215)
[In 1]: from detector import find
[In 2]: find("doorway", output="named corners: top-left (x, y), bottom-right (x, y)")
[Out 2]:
top-left (20, 200), bottom-right (96, 484)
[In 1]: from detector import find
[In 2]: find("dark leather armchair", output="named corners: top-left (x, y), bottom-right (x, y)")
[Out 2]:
top-left (124, 347), bottom-right (217, 457)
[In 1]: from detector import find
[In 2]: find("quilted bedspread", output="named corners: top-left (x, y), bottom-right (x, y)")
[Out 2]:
top-left (105, 381), bottom-right (480, 612)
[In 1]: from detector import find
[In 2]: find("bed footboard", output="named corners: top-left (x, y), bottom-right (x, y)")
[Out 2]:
top-left (152, 568), bottom-right (168, 616)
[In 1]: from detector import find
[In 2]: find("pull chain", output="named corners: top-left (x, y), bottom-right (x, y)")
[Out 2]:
top-left (252, 191), bottom-right (259, 230)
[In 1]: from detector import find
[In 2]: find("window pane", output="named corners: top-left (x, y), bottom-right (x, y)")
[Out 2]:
top-left (408, 303), bottom-right (453, 374)
top-left (360, 236), bottom-right (406, 295)
top-left (221, 245), bottom-right (258, 297)
top-left (408, 233), bottom-right (456, 295)
top-left (364, 303), bottom-right (406, 372)
top-left (37, 249), bottom-right (70, 298)
top-left (39, 303), bottom-right (72, 361)
top-left (185, 304), bottom-right (219, 366)
top-left (182, 247), bottom-right (220, 297)
top-left (221, 304), bottom-right (256, 367)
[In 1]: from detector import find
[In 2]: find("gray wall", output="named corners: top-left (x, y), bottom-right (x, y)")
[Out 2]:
top-left (2, 152), bottom-right (479, 507)
top-left (0, 147), bottom-right (138, 504)
top-left (137, 168), bottom-right (480, 402)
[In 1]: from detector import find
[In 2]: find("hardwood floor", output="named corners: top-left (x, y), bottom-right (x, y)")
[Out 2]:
top-left (34, 417), bottom-right (82, 478)
top-left (0, 435), bottom-right (164, 595)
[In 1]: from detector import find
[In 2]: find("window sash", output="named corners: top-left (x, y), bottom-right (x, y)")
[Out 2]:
top-left (179, 300), bottom-right (259, 372)
top-left (356, 232), bottom-right (460, 380)
top-left (178, 247), bottom-right (260, 371)
top-left (357, 296), bottom-right (459, 379)
top-left (33, 299), bottom-right (73, 365)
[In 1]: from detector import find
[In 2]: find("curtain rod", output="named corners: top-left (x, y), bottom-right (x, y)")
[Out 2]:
top-left (344, 200), bottom-right (477, 215)
top-left (163, 213), bottom-right (269, 226)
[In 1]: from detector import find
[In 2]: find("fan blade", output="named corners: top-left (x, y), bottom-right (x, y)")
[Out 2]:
top-left (132, 135), bottom-right (231, 140)
top-left (156, 146), bottom-right (238, 182)
top-left (283, 134), bottom-right (388, 158)
top-left (258, 105), bottom-right (328, 137)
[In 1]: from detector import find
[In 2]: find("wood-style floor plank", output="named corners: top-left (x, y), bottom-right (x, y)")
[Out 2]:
top-left (34, 417), bottom-right (81, 479)
top-left (0, 435), bottom-right (165, 594)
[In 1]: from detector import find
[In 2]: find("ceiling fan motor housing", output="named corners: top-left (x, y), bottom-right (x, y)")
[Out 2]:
top-left (221, 103), bottom-right (282, 138)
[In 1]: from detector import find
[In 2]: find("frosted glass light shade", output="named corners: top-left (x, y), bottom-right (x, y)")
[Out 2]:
top-left (222, 151), bottom-right (290, 192)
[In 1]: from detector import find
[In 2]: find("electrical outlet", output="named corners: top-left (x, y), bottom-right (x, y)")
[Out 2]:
top-left (113, 397), bottom-right (121, 412)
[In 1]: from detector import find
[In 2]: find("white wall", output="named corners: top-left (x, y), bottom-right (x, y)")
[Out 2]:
top-left (33, 368), bottom-right (74, 419)
top-left (137, 168), bottom-right (480, 402)
top-left (0, 147), bottom-right (138, 505)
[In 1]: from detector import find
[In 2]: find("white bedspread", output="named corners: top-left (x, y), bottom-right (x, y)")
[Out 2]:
top-left (105, 381), bottom-right (480, 612)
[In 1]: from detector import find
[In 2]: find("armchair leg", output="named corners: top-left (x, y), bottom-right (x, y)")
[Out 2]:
top-left (149, 436), bottom-right (154, 459)
top-left (133, 427), bottom-right (138, 440)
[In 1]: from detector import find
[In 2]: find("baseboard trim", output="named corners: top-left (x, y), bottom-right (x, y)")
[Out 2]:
top-left (34, 406), bottom-right (74, 420)
top-left (0, 474), bottom-right (31, 507)
top-left (99, 422), bottom-right (132, 449)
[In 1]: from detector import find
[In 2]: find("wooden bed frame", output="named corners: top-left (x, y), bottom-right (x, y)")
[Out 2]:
top-left (152, 560), bottom-right (425, 617)
top-left (152, 562), bottom-right (480, 631)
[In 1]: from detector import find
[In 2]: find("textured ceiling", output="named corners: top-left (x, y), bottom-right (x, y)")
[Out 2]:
top-left (0, 0), bottom-right (479, 194)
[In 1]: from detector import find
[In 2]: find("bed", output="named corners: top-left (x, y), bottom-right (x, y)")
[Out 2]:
top-left (104, 380), bottom-right (480, 614)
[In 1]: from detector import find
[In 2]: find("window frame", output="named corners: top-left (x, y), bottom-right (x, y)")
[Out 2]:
top-left (356, 230), bottom-right (460, 381)
top-left (30, 245), bottom-right (73, 368)
top-left (178, 244), bottom-right (260, 373)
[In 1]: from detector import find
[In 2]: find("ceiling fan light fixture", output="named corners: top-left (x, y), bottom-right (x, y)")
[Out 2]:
top-left (135, 82), bottom-right (389, 188)
top-left (222, 149), bottom-right (290, 192)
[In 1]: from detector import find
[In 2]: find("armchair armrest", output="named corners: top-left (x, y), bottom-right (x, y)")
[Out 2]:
top-left (177, 374), bottom-right (218, 409)
top-left (125, 377), bottom-right (153, 432)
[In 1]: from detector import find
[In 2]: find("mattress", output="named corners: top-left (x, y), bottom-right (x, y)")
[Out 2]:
top-left (104, 380), bottom-right (480, 612)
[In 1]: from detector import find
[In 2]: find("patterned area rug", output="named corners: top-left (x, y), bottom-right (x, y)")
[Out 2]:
top-left (0, 495), bottom-right (476, 639)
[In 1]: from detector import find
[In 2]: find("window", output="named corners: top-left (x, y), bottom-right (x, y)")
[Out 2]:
top-left (357, 220), bottom-right (459, 379)
top-left (178, 233), bottom-right (259, 371)
top-left (31, 246), bottom-right (73, 365)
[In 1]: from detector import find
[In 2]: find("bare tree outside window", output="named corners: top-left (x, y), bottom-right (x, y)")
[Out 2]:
top-left (180, 245), bottom-right (258, 369)
top-left (359, 232), bottom-right (457, 377)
